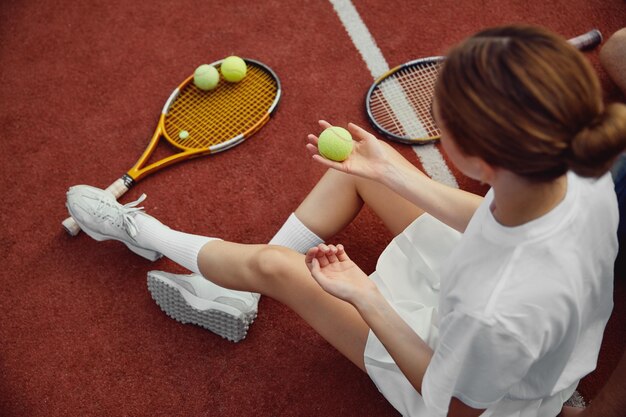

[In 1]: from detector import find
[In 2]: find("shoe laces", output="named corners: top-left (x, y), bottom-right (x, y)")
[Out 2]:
top-left (93, 193), bottom-right (147, 239)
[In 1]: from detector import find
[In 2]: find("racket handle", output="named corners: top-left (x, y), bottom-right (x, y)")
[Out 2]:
top-left (104, 178), bottom-right (132, 199)
top-left (568, 29), bottom-right (603, 51)
top-left (62, 178), bottom-right (131, 236)
top-left (61, 217), bottom-right (82, 237)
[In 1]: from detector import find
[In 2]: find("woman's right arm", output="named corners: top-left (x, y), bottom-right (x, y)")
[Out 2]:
top-left (307, 121), bottom-right (483, 233)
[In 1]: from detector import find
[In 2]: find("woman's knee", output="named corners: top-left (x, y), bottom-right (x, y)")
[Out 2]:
top-left (600, 28), bottom-right (626, 92)
top-left (601, 28), bottom-right (626, 60)
top-left (249, 245), bottom-right (299, 285)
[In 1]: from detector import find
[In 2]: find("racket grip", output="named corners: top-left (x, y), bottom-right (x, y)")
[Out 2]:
top-left (62, 178), bottom-right (131, 236)
top-left (105, 178), bottom-right (132, 199)
top-left (61, 217), bottom-right (82, 236)
top-left (568, 29), bottom-right (603, 51)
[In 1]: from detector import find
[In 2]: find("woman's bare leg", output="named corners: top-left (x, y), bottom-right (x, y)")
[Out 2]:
top-left (190, 157), bottom-right (427, 367)
top-left (600, 28), bottom-right (626, 94)
top-left (295, 164), bottom-right (425, 239)
top-left (198, 241), bottom-right (370, 370)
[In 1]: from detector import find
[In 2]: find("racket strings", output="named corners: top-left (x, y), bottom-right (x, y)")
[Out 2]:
top-left (165, 65), bottom-right (278, 149)
top-left (370, 60), bottom-right (442, 140)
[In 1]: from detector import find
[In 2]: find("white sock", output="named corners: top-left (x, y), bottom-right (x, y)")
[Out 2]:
top-left (134, 213), bottom-right (217, 275)
top-left (269, 213), bottom-right (324, 253)
top-left (132, 212), bottom-right (321, 278)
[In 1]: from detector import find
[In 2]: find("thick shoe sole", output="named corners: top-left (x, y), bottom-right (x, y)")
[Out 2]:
top-left (147, 272), bottom-right (256, 343)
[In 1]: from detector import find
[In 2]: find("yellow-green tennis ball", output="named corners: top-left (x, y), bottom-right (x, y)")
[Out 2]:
top-left (221, 56), bottom-right (247, 82)
top-left (318, 126), bottom-right (354, 162)
top-left (194, 64), bottom-right (219, 90)
top-left (179, 130), bottom-right (189, 139)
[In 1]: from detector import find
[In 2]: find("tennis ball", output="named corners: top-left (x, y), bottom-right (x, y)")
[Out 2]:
top-left (194, 64), bottom-right (219, 90)
top-left (318, 126), bottom-right (354, 162)
top-left (220, 56), bottom-right (247, 82)
top-left (179, 130), bottom-right (189, 139)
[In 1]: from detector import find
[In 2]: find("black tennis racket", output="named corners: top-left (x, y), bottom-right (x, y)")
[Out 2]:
top-left (365, 29), bottom-right (603, 145)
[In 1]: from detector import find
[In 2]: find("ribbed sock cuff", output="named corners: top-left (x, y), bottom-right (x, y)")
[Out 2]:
top-left (269, 213), bottom-right (324, 254)
top-left (135, 214), bottom-right (218, 274)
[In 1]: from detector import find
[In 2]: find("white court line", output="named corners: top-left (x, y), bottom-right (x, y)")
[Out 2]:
top-left (329, 0), bottom-right (458, 188)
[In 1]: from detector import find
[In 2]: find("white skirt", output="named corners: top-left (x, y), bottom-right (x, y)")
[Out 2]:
top-left (364, 213), bottom-right (462, 416)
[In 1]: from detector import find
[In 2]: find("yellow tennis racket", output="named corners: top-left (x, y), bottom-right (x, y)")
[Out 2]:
top-left (365, 29), bottom-right (603, 145)
top-left (62, 58), bottom-right (281, 236)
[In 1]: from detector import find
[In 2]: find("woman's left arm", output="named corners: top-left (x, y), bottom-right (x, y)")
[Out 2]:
top-left (355, 281), bottom-right (484, 417)
top-left (305, 244), bottom-right (485, 417)
top-left (307, 121), bottom-right (483, 233)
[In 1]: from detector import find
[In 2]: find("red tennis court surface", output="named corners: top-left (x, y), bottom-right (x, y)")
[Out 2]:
top-left (1, 0), bottom-right (624, 415)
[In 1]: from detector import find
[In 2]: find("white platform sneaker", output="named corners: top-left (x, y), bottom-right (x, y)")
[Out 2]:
top-left (147, 271), bottom-right (259, 342)
top-left (65, 185), bottom-right (162, 261)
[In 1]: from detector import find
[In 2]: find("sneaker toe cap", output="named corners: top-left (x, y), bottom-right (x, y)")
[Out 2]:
top-left (65, 199), bottom-right (92, 223)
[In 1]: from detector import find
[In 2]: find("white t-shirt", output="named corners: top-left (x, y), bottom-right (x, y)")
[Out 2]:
top-left (422, 172), bottom-right (618, 416)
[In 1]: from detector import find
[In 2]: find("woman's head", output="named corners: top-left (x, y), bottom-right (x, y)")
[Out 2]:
top-left (434, 25), bottom-right (626, 181)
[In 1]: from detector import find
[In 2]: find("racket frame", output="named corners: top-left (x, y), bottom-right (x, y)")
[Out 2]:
top-left (365, 56), bottom-right (444, 145)
top-left (127, 58), bottom-right (281, 186)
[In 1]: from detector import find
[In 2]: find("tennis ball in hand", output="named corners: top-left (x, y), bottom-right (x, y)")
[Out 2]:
top-left (318, 126), bottom-right (354, 162)
top-left (220, 56), bottom-right (247, 82)
top-left (194, 64), bottom-right (219, 90)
